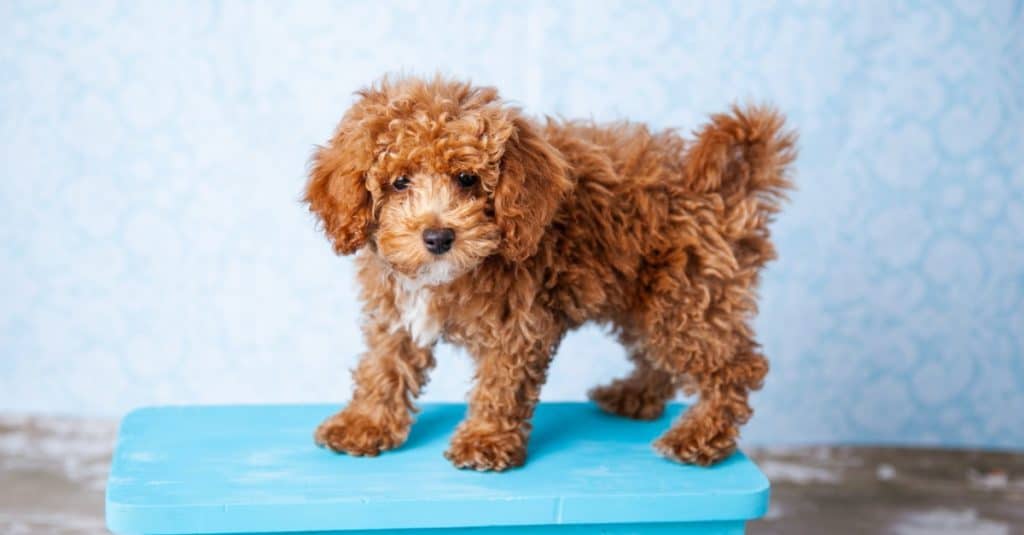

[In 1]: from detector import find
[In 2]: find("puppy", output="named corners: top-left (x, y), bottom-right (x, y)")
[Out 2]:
top-left (305, 75), bottom-right (795, 471)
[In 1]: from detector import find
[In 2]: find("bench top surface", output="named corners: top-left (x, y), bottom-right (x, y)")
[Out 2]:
top-left (106, 403), bottom-right (769, 534)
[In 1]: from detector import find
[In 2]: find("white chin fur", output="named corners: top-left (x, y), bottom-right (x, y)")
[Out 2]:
top-left (414, 259), bottom-right (458, 287)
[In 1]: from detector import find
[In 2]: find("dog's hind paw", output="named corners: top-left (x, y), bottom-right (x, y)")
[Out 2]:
top-left (588, 382), bottom-right (668, 420)
top-left (653, 419), bottom-right (738, 466)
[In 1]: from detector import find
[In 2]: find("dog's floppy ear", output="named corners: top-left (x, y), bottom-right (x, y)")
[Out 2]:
top-left (303, 119), bottom-right (375, 255)
top-left (494, 115), bottom-right (572, 261)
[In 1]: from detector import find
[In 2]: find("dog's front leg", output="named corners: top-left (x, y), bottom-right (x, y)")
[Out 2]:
top-left (444, 323), bottom-right (561, 471)
top-left (315, 319), bottom-right (435, 456)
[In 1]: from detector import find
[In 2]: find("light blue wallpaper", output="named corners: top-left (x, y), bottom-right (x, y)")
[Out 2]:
top-left (1, 1), bottom-right (1022, 449)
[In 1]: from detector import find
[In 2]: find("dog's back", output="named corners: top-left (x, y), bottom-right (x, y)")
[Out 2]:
top-left (537, 108), bottom-right (796, 317)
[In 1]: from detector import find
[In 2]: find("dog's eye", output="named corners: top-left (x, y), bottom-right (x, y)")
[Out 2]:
top-left (455, 172), bottom-right (479, 188)
top-left (393, 176), bottom-right (411, 191)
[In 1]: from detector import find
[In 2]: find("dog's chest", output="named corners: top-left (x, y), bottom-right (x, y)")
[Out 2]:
top-left (392, 281), bottom-right (443, 348)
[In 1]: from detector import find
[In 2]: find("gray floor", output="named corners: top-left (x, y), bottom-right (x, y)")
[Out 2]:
top-left (2, 414), bottom-right (1022, 534)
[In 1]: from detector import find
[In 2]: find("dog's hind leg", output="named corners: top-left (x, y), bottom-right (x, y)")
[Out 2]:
top-left (651, 339), bottom-right (767, 465)
top-left (588, 338), bottom-right (677, 420)
top-left (630, 266), bottom-right (768, 465)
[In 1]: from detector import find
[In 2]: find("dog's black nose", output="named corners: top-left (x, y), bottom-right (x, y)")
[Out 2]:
top-left (422, 228), bottom-right (455, 255)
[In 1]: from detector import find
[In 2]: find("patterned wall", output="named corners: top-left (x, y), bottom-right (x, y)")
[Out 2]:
top-left (2, 1), bottom-right (1022, 448)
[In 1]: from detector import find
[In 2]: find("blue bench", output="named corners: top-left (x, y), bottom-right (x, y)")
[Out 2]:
top-left (106, 403), bottom-right (769, 534)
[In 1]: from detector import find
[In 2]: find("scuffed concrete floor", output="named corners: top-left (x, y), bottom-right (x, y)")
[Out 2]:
top-left (0, 414), bottom-right (112, 534)
top-left (749, 445), bottom-right (1024, 534)
top-left (2, 414), bottom-right (1022, 534)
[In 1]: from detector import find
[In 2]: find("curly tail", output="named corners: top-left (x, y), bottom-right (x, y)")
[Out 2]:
top-left (685, 105), bottom-right (797, 273)
top-left (685, 104), bottom-right (797, 217)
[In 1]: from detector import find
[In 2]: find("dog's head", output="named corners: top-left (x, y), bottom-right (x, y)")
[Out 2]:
top-left (305, 76), bottom-right (572, 285)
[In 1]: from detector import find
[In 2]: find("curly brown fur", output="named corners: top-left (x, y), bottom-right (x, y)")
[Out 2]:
top-left (306, 75), bottom-right (796, 471)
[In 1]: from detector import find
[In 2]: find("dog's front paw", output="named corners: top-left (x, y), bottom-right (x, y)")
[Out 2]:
top-left (444, 426), bottom-right (526, 471)
top-left (653, 418), bottom-right (738, 466)
top-left (314, 409), bottom-right (409, 457)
